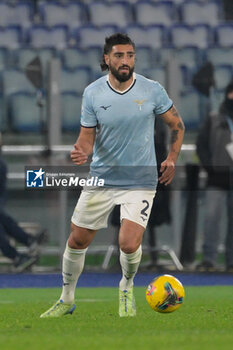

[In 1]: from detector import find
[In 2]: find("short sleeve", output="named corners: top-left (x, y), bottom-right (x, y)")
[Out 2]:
top-left (80, 89), bottom-right (97, 127)
top-left (153, 82), bottom-right (173, 115)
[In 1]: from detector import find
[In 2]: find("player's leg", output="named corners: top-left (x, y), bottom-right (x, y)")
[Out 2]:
top-left (118, 219), bottom-right (144, 317)
top-left (119, 219), bottom-right (144, 290)
top-left (60, 223), bottom-right (97, 303)
top-left (40, 188), bottom-right (114, 318)
top-left (40, 224), bottom-right (97, 318)
top-left (117, 190), bottom-right (155, 317)
top-left (64, 189), bottom-right (115, 301)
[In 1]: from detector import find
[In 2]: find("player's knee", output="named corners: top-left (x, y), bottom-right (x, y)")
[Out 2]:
top-left (120, 242), bottom-right (140, 254)
top-left (68, 224), bottom-right (95, 249)
top-left (68, 236), bottom-right (88, 249)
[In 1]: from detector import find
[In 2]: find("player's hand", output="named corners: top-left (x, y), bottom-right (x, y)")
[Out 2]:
top-left (70, 144), bottom-right (88, 165)
top-left (159, 159), bottom-right (175, 186)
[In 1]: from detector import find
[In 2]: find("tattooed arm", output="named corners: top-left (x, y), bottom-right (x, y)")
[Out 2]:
top-left (158, 105), bottom-right (185, 185)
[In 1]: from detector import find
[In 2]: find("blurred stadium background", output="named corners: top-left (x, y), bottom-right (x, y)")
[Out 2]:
top-left (0, 0), bottom-right (232, 272)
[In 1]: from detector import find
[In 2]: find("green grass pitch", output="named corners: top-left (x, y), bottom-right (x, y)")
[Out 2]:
top-left (0, 286), bottom-right (233, 350)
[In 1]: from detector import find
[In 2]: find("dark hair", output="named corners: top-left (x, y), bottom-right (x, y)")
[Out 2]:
top-left (100, 33), bottom-right (135, 71)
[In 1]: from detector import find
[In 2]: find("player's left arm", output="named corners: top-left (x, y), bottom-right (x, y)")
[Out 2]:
top-left (158, 105), bottom-right (185, 185)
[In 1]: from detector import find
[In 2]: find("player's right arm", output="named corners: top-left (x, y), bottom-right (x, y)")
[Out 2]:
top-left (70, 126), bottom-right (96, 165)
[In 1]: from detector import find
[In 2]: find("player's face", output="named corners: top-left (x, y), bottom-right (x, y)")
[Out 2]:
top-left (105, 44), bottom-right (135, 83)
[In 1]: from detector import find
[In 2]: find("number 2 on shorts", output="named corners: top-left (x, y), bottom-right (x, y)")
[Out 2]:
top-left (141, 200), bottom-right (149, 218)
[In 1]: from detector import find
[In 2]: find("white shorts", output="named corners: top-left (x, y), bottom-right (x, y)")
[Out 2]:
top-left (71, 188), bottom-right (156, 230)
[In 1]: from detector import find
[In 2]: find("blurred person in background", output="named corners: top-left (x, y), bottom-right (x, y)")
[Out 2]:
top-left (147, 116), bottom-right (171, 267)
top-left (222, 0), bottom-right (233, 20)
top-left (0, 133), bottom-right (45, 272)
top-left (40, 33), bottom-right (184, 318)
top-left (196, 82), bottom-right (233, 272)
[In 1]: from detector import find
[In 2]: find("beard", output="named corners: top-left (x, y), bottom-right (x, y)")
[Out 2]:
top-left (109, 63), bottom-right (134, 83)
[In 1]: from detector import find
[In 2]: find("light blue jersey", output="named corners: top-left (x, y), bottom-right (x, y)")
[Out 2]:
top-left (80, 73), bottom-right (173, 188)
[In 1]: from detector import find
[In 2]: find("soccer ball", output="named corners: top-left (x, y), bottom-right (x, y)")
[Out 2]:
top-left (146, 274), bottom-right (185, 313)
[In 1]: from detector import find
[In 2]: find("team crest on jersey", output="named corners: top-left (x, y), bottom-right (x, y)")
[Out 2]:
top-left (133, 99), bottom-right (147, 110)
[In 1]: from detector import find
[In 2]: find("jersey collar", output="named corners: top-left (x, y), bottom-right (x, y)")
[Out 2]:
top-left (106, 73), bottom-right (136, 95)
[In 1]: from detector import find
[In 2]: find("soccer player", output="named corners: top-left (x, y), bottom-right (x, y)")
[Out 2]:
top-left (40, 33), bottom-right (185, 318)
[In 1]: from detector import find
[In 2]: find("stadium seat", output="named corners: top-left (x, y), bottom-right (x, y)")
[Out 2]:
top-left (3, 69), bottom-right (36, 97)
top-left (215, 24), bottom-right (233, 48)
top-left (62, 48), bottom-right (88, 69)
top-left (11, 2), bottom-right (33, 33)
top-left (0, 2), bottom-right (33, 31)
top-left (174, 47), bottom-right (202, 68)
top-left (61, 46), bottom-right (102, 73)
top-left (13, 48), bottom-right (55, 78)
top-left (107, 0), bottom-right (141, 3)
top-left (76, 25), bottom-right (119, 48)
top-left (38, 1), bottom-right (87, 29)
top-left (142, 67), bottom-right (166, 87)
top-left (28, 25), bottom-right (68, 50)
top-left (0, 3), bottom-right (11, 27)
top-left (180, 1), bottom-right (222, 26)
top-left (124, 0), bottom-right (185, 3)
top-left (0, 26), bottom-right (22, 49)
top-left (134, 46), bottom-right (154, 71)
top-left (134, 0), bottom-right (177, 26)
top-left (85, 46), bottom-right (103, 72)
top-left (156, 48), bottom-right (172, 65)
top-left (94, 0), bottom-right (138, 3)
top-left (158, 47), bottom-right (201, 68)
top-left (177, 90), bottom-right (201, 129)
top-left (125, 25), bottom-right (166, 49)
top-left (205, 48), bottom-right (233, 66)
top-left (170, 24), bottom-right (212, 49)
top-left (60, 67), bottom-right (92, 94)
top-left (214, 65), bottom-right (233, 90)
top-left (61, 91), bottom-right (82, 132)
top-left (170, 0), bottom-right (187, 3)
top-left (9, 92), bottom-right (43, 132)
top-left (88, 1), bottom-right (133, 27)
top-left (0, 48), bottom-right (7, 72)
